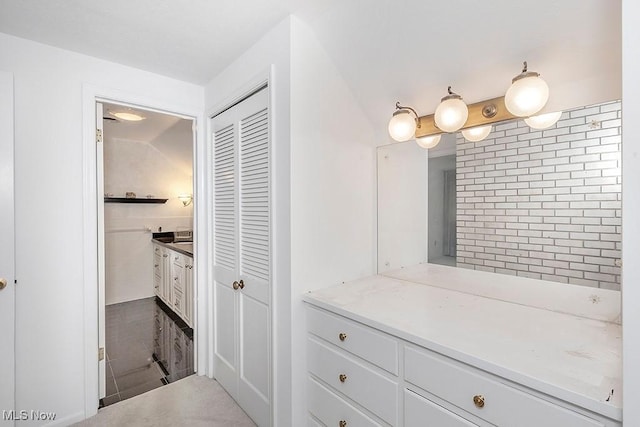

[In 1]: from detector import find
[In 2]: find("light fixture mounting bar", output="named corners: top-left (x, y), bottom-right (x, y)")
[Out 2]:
top-left (415, 96), bottom-right (517, 138)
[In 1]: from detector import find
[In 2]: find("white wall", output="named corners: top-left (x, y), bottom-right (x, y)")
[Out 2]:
top-left (289, 17), bottom-right (377, 426)
top-left (204, 18), bottom-right (293, 426)
top-left (0, 32), bottom-right (203, 425)
top-left (204, 16), bottom-right (377, 426)
top-left (103, 123), bottom-right (193, 305)
top-left (622, 0), bottom-right (640, 425)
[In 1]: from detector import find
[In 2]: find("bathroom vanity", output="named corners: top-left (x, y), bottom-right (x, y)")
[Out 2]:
top-left (152, 240), bottom-right (194, 328)
top-left (304, 263), bottom-right (621, 426)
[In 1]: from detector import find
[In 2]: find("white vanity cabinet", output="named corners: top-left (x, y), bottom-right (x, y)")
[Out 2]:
top-left (152, 242), bottom-right (194, 328)
top-left (153, 243), bottom-right (170, 304)
top-left (304, 268), bottom-right (622, 427)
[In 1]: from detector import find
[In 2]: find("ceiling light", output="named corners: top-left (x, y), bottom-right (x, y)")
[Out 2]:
top-left (415, 134), bottom-right (442, 149)
top-left (388, 102), bottom-right (420, 142)
top-left (434, 87), bottom-right (468, 133)
top-left (524, 111), bottom-right (563, 130)
top-left (504, 61), bottom-right (549, 117)
top-left (109, 109), bottom-right (146, 122)
top-left (461, 124), bottom-right (492, 142)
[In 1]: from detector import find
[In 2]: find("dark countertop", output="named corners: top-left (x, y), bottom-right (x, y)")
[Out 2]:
top-left (152, 239), bottom-right (193, 257)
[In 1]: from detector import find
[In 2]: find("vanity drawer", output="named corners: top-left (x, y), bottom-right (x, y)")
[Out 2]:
top-left (404, 389), bottom-right (478, 427)
top-left (308, 377), bottom-right (382, 427)
top-left (404, 345), bottom-right (604, 427)
top-left (308, 337), bottom-right (398, 425)
top-left (307, 306), bottom-right (399, 375)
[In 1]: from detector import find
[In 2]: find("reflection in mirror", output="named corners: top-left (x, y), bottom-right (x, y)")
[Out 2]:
top-left (378, 100), bottom-right (622, 291)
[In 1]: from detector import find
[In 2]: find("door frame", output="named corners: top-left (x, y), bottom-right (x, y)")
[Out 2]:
top-left (81, 84), bottom-right (208, 418)
top-left (0, 70), bottom-right (15, 425)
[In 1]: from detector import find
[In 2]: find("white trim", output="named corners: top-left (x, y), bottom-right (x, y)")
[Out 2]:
top-left (81, 84), bottom-right (206, 419)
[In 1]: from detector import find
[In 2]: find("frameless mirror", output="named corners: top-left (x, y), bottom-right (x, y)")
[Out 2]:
top-left (377, 99), bottom-right (621, 290)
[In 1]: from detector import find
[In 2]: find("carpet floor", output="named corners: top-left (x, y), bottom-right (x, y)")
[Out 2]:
top-left (74, 375), bottom-right (256, 427)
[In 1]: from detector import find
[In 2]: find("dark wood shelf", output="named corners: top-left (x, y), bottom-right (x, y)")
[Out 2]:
top-left (104, 197), bottom-right (168, 204)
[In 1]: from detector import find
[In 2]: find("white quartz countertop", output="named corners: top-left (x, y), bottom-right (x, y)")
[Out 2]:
top-left (303, 264), bottom-right (622, 421)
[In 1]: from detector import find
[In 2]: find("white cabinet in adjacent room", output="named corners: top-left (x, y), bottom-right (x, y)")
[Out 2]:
top-left (153, 242), bottom-right (194, 328)
top-left (212, 86), bottom-right (271, 426)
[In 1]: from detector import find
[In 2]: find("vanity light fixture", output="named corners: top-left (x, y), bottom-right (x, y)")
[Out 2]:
top-left (387, 60), bottom-right (553, 148)
top-left (108, 109), bottom-right (146, 122)
top-left (504, 61), bottom-right (549, 117)
top-left (524, 111), bottom-right (563, 130)
top-left (388, 102), bottom-right (420, 142)
top-left (434, 87), bottom-right (469, 133)
top-left (415, 134), bottom-right (442, 149)
top-left (461, 124), bottom-right (493, 142)
top-left (178, 194), bottom-right (193, 207)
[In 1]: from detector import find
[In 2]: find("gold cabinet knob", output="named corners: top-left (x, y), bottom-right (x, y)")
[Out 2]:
top-left (339, 421), bottom-right (347, 427)
top-left (339, 333), bottom-right (347, 342)
top-left (232, 281), bottom-right (240, 290)
top-left (339, 374), bottom-right (347, 383)
top-left (0, 278), bottom-right (7, 291)
top-left (238, 279), bottom-right (245, 289)
top-left (473, 394), bottom-right (485, 408)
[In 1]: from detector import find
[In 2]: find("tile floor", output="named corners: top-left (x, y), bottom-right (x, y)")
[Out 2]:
top-left (102, 297), bottom-right (194, 407)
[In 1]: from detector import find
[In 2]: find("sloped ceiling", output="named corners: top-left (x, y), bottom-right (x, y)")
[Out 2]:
top-left (303, 0), bottom-right (621, 130)
top-left (102, 102), bottom-right (193, 176)
top-left (0, 0), bottom-right (621, 130)
top-left (0, 0), bottom-right (341, 84)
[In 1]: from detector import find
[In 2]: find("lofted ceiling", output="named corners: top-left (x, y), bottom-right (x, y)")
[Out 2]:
top-left (0, 0), bottom-right (338, 84)
top-left (0, 0), bottom-right (621, 132)
top-left (102, 102), bottom-right (194, 176)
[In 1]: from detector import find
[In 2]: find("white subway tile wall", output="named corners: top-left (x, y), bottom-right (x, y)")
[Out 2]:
top-left (456, 101), bottom-right (621, 290)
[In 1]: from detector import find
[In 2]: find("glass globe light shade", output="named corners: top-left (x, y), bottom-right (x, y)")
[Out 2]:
top-left (524, 111), bottom-right (563, 130)
top-left (415, 134), bottom-right (442, 149)
top-left (434, 97), bottom-right (469, 133)
top-left (388, 109), bottom-right (417, 142)
top-left (461, 124), bottom-right (493, 142)
top-left (505, 75), bottom-right (549, 117)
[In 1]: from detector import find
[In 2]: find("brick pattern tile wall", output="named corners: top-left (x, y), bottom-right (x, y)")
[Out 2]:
top-left (456, 101), bottom-right (621, 290)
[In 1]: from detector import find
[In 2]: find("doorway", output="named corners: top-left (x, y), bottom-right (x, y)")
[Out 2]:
top-left (97, 101), bottom-right (197, 406)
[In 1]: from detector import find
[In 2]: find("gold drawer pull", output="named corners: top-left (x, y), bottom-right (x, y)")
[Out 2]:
top-left (339, 333), bottom-right (347, 342)
top-left (473, 394), bottom-right (485, 408)
top-left (339, 374), bottom-right (347, 383)
top-left (232, 281), bottom-right (240, 290)
top-left (339, 421), bottom-right (347, 427)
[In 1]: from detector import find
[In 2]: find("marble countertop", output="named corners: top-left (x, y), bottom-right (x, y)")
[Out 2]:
top-left (303, 263), bottom-right (622, 421)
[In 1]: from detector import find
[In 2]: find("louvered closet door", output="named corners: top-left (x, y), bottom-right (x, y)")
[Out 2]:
top-left (212, 86), bottom-right (271, 426)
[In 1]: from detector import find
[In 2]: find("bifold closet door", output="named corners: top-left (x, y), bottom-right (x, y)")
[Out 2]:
top-left (212, 86), bottom-right (271, 426)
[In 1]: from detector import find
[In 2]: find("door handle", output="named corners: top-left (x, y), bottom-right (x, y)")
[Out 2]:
top-left (238, 279), bottom-right (245, 290)
top-left (0, 278), bottom-right (6, 290)
top-left (232, 281), bottom-right (240, 290)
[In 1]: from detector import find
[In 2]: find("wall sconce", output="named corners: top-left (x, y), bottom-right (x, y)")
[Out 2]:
top-left (388, 102), bottom-right (420, 142)
top-left (434, 87), bottom-right (468, 133)
top-left (524, 111), bottom-right (562, 130)
top-left (387, 61), bottom-right (552, 148)
top-left (178, 194), bottom-right (193, 207)
top-left (504, 61), bottom-right (549, 117)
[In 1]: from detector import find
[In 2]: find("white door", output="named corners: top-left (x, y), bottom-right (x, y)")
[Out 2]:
top-left (212, 86), bottom-right (271, 426)
top-left (0, 71), bottom-right (16, 425)
top-left (96, 103), bottom-right (106, 399)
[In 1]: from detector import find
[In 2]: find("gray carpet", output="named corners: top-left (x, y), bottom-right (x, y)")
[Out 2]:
top-left (74, 376), bottom-right (256, 427)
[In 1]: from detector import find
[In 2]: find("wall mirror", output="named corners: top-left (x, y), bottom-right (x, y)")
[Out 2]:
top-left (377, 99), bottom-right (622, 291)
